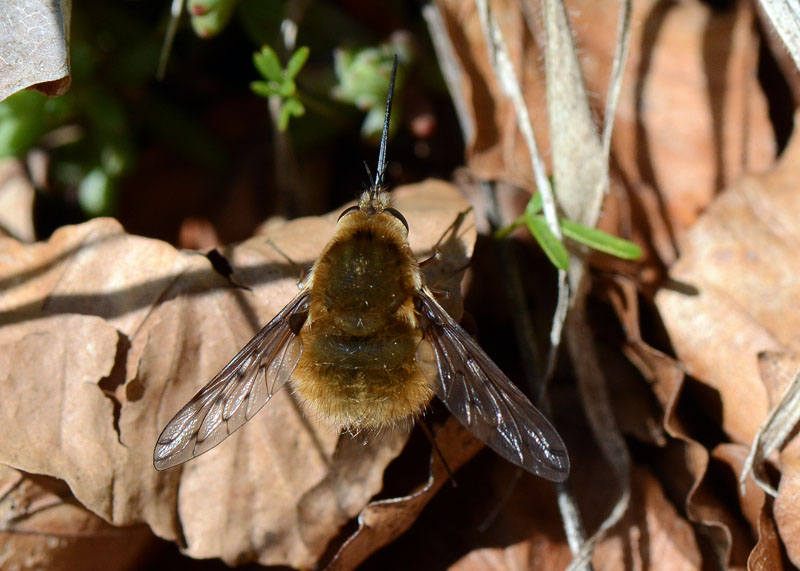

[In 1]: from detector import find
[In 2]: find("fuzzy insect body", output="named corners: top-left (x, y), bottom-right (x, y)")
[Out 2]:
top-left (153, 56), bottom-right (569, 481)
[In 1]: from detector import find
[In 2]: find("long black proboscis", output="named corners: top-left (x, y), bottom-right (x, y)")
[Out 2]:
top-left (373, 55), bottom-right (399, 192)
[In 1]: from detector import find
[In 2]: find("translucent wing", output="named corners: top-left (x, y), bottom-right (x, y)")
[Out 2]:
top-left (153, 290), bottom-right (310, 470)
top-left (415, 289), bottom-right (569, 481)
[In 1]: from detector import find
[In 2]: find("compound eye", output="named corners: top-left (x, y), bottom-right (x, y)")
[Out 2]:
top-left (337, 205), bottom-right (360, 221)
top-left (385, 207), bottom-right (409, 232)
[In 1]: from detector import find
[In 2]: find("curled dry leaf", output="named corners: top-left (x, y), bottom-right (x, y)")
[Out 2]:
top-left (591, 465), bottom-right (701, 571)
top-left (749, 499), bottom-right (787, 571)
top-left (447, 458), bottom-right (700, 570)
top-left (0, 465), bottom-right (156, 570)
top-left (771, 352), bottom-right (800, 565)
top-left (434, 0), bottom-right (774, 250)
top-left (656, 120), bottom-right (800, 565)
top-left (0, 180), bottom-right (475, 567)
top-left (608, 274), bottom-right (758, 566)
top-left (327, 416), bottom-right (484, 570)
top-left (743, 352), bottom-right (800, 497)
top-left (656, 124), bottom-right (800, 444)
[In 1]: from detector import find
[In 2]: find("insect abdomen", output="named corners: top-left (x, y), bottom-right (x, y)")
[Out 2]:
top-left (293, 320), bottom-right (433, 428)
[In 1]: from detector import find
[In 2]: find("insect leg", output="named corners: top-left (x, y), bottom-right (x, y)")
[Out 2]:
top-left (265, 238), bottom-right (312, 288)
top-left (418, 420), bottom-right (457, 488)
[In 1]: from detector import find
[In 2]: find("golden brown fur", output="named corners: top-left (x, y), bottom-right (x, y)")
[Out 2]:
top-left (292, 207), bottom-right (433, 429)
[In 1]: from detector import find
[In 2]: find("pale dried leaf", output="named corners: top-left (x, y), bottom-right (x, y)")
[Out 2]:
top-left (657, 119), bottom-right (800, 566)
top-left (758, 0), bottom-right (800, 73)
top-left (542, 0), bottom-right (606, 228)
top-left (435, 0), bottom-right (774, 248)
top-left (0, 465), bottom-right (156, 570)
top-left (742, 353), bottom-right (800, 496)
top-left (608, 0), bottom-right (775, 241)
top-left (0, 159), bottom-right (35, 242)
top-left (0, 0), bottom-right (72, 101)
top-left (0, 180), bottom-right (475, 568)
top-left (656, 123), bottom-right (800, 446)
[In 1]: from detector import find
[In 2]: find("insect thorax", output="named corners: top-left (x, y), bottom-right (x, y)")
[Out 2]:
top-left (311, 214), bottom-right (418, 335)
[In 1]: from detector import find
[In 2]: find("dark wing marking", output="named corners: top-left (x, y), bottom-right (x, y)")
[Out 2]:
top-left (153, 290), bottom-right (309, 470)
top-left (415, 289), bottom-right (569, 481)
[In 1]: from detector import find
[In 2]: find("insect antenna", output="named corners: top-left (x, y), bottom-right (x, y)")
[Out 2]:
top-left (371, 54), bottom-right (399, 197)
top-left (363, 161), bottom-right (373, 187)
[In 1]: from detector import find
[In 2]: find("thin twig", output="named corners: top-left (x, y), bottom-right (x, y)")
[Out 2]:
top-left (482, 179), bottom-right (589, 562)
top-left (421, 3), bottom-right (475, 145)
top-left (473, 0), bottom-right (570, 405)
top-left (538, 2), bottom-right (634, 568)
top-left (473, 1), bottom-right (589, 564)
top-left (601, 0), bottom-right (632, 163)
top-left (474, 0), bottom-right (562, 242)
top-left (565, 294), bottom-right (631, 571)
top-left (475, 0), bottom-right (634, 568)
top-left (157, 0), bottom-right (184, 80)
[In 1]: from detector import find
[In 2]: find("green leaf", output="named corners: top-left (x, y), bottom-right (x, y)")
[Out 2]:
top-left (493, 216), bottom-right (525, 240)
top-left (253, 46), bottom-right (282, 81)
top-left (360, 106), bottom-right (387, 138)
top-left (285, 46), bottom-right (309, 80)
top-left (278, 98), bottom-right (305, 131)
top-left (285, 98), bottom-right (305, 117)
top-left (332, 38), bottom-right (412, 139)
top-left (524, 192), bottom-right (543, 216)
top-left (250, 80), bottom-right (277, 98)
top-left (278, 79), bottom-right (295, 98)
top-left (560, 218), bottom-right (642, 260)
top-left (526, 215), bottom-right (569, 270)
top-left (0, 91), bottom-right (47, 157)
top-left (78, 167), bottom-right (117, 216)
top-left (188, 0), bottom-right (237, 38)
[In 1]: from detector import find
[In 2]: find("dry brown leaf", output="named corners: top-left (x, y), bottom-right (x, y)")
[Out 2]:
top-left (327, 417), bottom-right (484, 570)
top-left (656, 118), bottom-right (800, 445)
top-left (758, 352), bottom-right (800, 407)
top-left (434, 0), bottom-right (774, 246)
top-left (448, 462), bottom-right (700, 570)
top-left (604, 0), bottom-right (774, 237)
top-left (592, 465), bottom-right (702, 570)
top-left (0, 180), bottom-right (475, 567)
top-left (713, 443), bottom-right (765, 538)
top-left (607, 275), bottom-right (756, 566)
top-left (434, 0), bottom-right (550, 188)
top-left (749, 499), bottom-right (786, 571)
top-left (742, 352), bottom-right (800, 496)
top-left (771, 353), bottom-right (800, 565)
top-left (0, 465), bottom-right (156, 570)
top-left (656, 117), bottom-right (800, 565)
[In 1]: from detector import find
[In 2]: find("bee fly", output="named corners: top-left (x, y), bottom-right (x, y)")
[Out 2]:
top-left (154, 57), bottom-right (569, 482)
